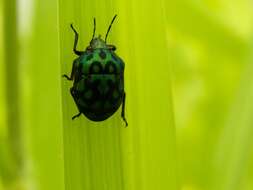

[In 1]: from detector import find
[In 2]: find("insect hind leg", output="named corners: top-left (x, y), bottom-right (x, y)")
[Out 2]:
top-left (121, 92), bottom-right (128, 127)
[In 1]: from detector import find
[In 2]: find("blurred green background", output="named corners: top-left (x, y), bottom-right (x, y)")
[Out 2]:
top-left (0, 0), bottom-right (253, 190)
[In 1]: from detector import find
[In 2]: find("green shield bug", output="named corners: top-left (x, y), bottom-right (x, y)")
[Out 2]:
top-left (63, 15), bottom-right (128, 126)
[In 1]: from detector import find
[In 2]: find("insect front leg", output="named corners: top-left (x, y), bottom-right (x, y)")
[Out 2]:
top-left (70, 24), bottom-right (84, 56)
top-left (62, 58), bottom-right (79, 81)
top-left (121, 92), bottom-right (128, 127)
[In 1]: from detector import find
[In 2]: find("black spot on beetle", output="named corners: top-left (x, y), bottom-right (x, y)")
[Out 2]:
top-left (105, 61), bottom-right (117, 74)
top-left (99, 50), bottom-right (106, 59)
top-left (89, 61), bottom-right (103, 74)
top-left (86, 54), bottom-right (93, 61)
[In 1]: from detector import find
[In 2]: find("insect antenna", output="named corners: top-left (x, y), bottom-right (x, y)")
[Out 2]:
top-left (105, 14), bottom-right (117, 43)
top-left (91, 17), bottom-right (96, 41)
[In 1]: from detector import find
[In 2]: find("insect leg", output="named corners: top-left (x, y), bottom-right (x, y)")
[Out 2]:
top-left (121, 92), bottom-right (128, 127)
top-left (70, 87), bottom-right (82, 120)
top-left (70, 24), bottom-right (84, 56)
top-left (62, 58), bottom-right (79, 80)
top-left (72, 112), bottom-right (82, 120)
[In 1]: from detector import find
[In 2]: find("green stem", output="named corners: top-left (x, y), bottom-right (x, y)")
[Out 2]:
top-left (2, 0), bottom-right (23, 186)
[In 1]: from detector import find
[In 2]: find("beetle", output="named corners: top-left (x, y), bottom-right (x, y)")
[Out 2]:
top-left (63, 15), bottom-right (128, 126)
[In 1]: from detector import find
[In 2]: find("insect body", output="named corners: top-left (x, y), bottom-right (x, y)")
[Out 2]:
top-left (63, 15), bottom-right (128, 126)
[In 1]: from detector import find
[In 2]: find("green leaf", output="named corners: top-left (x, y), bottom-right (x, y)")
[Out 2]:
top-left (59, 0), bottom-right (178, 190)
